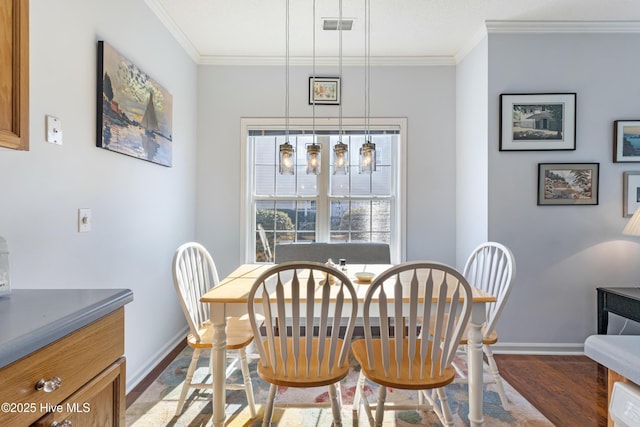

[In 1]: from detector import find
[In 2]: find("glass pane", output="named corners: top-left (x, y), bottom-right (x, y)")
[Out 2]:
top-left (254, 136), bottom-right (277, 164)
top-left (255, 165), bottom-right (275, 195)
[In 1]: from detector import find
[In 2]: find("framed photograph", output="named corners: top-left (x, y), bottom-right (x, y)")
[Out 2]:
top-left (614, 120), bottom-right (640, 162)
top-left (538, 163), bottom-right (599, 205)
top-left (309, 77), bottom-right (340, 105)
top-left (500, 93), bottom-right (576, 151)
top-left (623, 171), bottom-right (640, 217)
top-left (97, 41), bottom-right (173, 167)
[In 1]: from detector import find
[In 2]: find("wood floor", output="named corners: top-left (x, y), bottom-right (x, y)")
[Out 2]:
top-left (126, 344), bottom-right (609, 426)
top-left (494, 354), bottom-right (608, 427)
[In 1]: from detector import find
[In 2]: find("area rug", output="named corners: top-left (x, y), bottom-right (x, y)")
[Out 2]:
top-left (126, 346), bottom-right (553, 426)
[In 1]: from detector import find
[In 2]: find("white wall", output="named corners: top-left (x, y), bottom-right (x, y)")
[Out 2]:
top-left (196, 64), bottom-right (458, 277)
top-left (487, 32), bottom-right (640, 349)
top-left (1, 0), bottom-right (198, 390)
top-left (455, 37), bottom-right (489, 268)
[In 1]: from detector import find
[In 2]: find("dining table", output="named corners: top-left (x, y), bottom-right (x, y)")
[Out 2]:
top-left (200, 263), bottom-right (496, 426)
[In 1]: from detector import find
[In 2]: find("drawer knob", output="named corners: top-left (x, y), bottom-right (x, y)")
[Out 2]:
top-left (35, 376), bottom-right (62, 392)
top-left (51, 420), bottom-right (72, 427)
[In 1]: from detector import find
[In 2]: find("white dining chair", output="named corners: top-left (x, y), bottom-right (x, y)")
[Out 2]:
top-left (246, 261), bottom-right (359, 427)
top-left (172, 242), bottom-right (257, 417)
top-left (451, 241), bottom-right (516, 408)
top-left (351, 261), bottom-right (473, 427)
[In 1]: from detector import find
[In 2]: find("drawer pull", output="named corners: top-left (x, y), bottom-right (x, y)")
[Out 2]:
top-left (35, 376), bottom-right (62, 392)
top-left (51, 420), bottom-right (72, 427)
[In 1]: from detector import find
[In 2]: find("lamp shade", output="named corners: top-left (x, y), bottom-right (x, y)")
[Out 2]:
top-left (623, 207), bottom-right (640, 236)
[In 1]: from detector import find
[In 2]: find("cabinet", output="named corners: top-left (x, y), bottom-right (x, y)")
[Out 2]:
top-left (0, 308), bottom-right (126, 426)
top-left (0, 0), bottom-right (29, 150)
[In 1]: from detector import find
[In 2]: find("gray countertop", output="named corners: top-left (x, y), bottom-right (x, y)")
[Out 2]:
top-left (585, 335), bottom-right (640, 385)
top-left (0, 289), bottom-right (133, 369)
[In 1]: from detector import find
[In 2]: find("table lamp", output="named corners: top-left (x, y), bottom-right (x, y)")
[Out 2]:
top-left (623, 208), bottom-right (640, 236)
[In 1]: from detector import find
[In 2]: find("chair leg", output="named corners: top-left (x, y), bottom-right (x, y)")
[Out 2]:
top-left (484, 344), bottom-right (509, 409)
top-left (352, 371), bottom-right (366, 427)
top-left (374, 386), bottom-right (386, 427)
top-left (239, 347), bottom-right (257, 417)
top-left (328, 382), bottom-right (343, 426)
top-left (262, 383), bottom-right (277, 427)
top-left (175, 348), bottom-right (201, 416)
top-left (435, 388), bottom-right (454, 427)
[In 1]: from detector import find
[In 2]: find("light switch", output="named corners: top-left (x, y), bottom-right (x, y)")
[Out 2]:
top-left (78, 209), bottom-right (91, 233)
top-left (46, 115), bottom-right (63, 145)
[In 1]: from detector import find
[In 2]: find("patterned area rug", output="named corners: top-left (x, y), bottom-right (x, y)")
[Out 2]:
top-left (126, 346), bottom-right (553, 426)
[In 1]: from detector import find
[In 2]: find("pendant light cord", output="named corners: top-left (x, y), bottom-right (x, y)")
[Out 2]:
top-left (312, 0), bottom-right (316, 139)
top-left (285, 0), bottom-right (290, 141)
top-left (338, 0), bottom-right (343, 141)
top-left (365, 0), bottom-right (371, 139)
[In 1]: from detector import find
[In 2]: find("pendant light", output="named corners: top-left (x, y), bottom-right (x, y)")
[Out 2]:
top-left (306, 0), bottom-right (321, 175)
top-left (333, 0), bottom-right (348, 175)
top-left (359, 0), bottom-right (376, 174)
top-left (279, 0), bottom-right (294, 175)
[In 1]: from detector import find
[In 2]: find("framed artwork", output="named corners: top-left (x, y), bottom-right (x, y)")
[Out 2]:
top-left (623, 171), bottom-right (640, 217)
top-left (97, 41), bottom-right (173, 167)
top-left (614, 120), bottom-right (640, 162)
top-left (500, 93), bottom-right (576, 151)
top-left (309, 77), bottom-right (340, 105)
top-left (538, 163), bottom-right (599, 205)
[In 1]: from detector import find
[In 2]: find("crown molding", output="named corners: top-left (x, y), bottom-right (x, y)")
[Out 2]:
top-left (198, 55), bottom-right (455, 66)
top-left (144, 0), bottom-right (200, 63)
top-left (486, 20), bottom-right (640, 34)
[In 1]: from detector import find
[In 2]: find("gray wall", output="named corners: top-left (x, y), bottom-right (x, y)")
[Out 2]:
top-left (486, 32), bottom-right (640, 349)
top-left (2, 0), bottom-right (198, 390)
top-left (196, 64), bottom-right (458, 277)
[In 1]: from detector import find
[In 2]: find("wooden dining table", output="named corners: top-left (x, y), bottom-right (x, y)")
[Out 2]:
top-left (201, 263), bottom-right (496, 426)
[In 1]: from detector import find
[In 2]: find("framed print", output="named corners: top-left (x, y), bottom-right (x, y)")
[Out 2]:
top-left (538, 163), bottom-right (599, 205)
top-left (500, 93), bottom-right (576, 151)
top-left (623, 171), bottom-right (640, 217)
top-left (97, 41), bottom-right (173, 167)
top-left (614, 120), bottom-right (640, 162)
top-left (309, 77), bottom-right (340, 105)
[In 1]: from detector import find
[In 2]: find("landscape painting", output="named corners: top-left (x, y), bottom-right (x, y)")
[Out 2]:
top-left (538, 163), bottom-right (599, 205)
top-left (97, 41), bottom-right (172, 167)
top-left (500, 93), bottom-right (576, 151)
top-left (614, 120), bottom-right (640, 162)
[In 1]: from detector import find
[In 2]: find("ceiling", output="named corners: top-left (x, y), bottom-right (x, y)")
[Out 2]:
top-left (145, 0), bottom-right (640, 64)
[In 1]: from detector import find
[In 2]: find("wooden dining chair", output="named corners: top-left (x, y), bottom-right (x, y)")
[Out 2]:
top-left (246, 261), bottom-right (359, 427)
top-left (451, 241), bottom-right (516, 408)
top-left (172, 242), bottom-right (257, 417)
top-left (351, 261), bottom-right (473, 427)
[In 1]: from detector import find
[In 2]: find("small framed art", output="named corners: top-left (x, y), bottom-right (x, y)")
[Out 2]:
top-left (309, 77), bottom-right (340, 105)
top-left (614, 120), bottom-right (640, 162)
top-left (500, 93), bottom-right (576, 151)
top-left (538, 163), bottom-right (599, 205)
top-left (623, 171), bottom-right (640, 217)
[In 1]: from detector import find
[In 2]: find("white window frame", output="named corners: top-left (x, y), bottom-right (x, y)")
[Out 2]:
top-left (240, 117), bottom-right (407, 264)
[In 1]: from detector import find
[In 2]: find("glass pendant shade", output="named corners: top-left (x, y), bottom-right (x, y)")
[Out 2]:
top-left (359, 141), bottom-right (376, 174)
top-left (279, 141), bottom-right (294, 175)
top-left (306, 142), bottom-right (321, 175)
top-left (333, 141), bottom-right (348, 175)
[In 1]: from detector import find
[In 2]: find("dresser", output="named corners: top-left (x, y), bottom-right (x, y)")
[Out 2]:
top-left (0, 289), bottom-right (133, 426)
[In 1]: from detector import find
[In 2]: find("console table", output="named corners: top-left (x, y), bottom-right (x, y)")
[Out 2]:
top-left (597, 287), bottom-right (640, 334)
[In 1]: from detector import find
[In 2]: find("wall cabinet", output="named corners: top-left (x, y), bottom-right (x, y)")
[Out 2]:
top-left (0, 0), bottom-right (29, 150)
top-left (0, 308), bottom-right (126, 426)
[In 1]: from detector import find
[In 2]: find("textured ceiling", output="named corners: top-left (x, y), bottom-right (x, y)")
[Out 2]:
top-left (145, 0), bottom-right (640, 63)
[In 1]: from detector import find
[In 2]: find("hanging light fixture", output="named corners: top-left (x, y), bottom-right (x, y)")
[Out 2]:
top-left (333, 0), bottom-right (348, 175)
top-left (279, 0), bottom-right (294, 175)
top-left (306, 0), bottom-right (321, 175)
top-left (359, 0), bottom-right (376, 174)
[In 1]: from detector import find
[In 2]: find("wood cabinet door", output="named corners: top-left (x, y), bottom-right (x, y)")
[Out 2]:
top-left (0, 0), bottom-right (29, 150)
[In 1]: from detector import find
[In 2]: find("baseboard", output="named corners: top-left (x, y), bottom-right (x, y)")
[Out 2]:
top-left (126, 326), bottom-right (188, 394)
top-left (492, 342), bottom-right (585, 355)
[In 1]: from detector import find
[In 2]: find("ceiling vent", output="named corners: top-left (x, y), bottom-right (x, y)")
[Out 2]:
top-left (322, 18), bottom-right (354, 31)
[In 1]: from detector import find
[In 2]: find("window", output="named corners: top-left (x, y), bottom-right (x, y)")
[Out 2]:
top-left (241, 118), bottom-right (406, 263)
